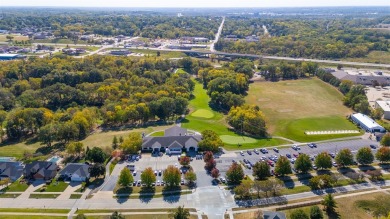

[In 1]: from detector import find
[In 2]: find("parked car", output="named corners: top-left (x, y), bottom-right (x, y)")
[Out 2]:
top-left (312, 143), bottom-right (317, 148)
top-left (370, 145), bottom-right (377, 149)
top-left (292, 144), bottom-right (298, 150)
top-left (286, 154), bottom-right (291, 158)
top-left (273, 148), bottom-right (279, 153)
top-left (247, 150), bottom-right (252, 155)
top-left (307, 143), bottom-right (314, 148)
top-left (133, 170), bottom-right (137, 176)
top-left (332, 161), bottom-right (338, 167)
top-left (254, 149), bottom-right (259, 154)
top-left (330, 153), bottom-right (336, 158)
top-left (240, 151), bottom-right (244, 156)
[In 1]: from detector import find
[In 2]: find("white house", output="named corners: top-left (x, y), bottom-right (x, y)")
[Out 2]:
top-left (351, 113), bottom-right (385, 133)
top-left (59, 163), bottom-right (90, 182)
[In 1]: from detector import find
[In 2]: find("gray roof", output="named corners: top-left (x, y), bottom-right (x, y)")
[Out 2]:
top-left (263, 211), bottom-right (286, 219)
top-left (24, 161), bottom-right (58, 179)
top-left (0, 161), bottom-right (23, 181)
top-left (142, 135), bottom-right (201, 149)
top-left (332, 71), bottom-right (390, 85)
top-left (59, 163), bottom-right (90, 178)
top-left (164, 126), bottom-right (188, 137)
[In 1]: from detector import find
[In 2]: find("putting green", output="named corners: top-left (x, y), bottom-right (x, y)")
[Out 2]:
top-left (191, 109), bottom-right (214, 119)
top-left (220, 135), bottom-right (257, 144)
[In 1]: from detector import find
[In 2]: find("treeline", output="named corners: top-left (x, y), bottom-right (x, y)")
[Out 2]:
top-left (316, 70), bottom-right (377, 117)
top-left (0, 14), bottom-right (220, 39)
top-left (0, 56), bottom-right (208, 143)
top-left (259, 61), bottom-right (319, 81)
top-left (216, 17), bottom-right (390, 60)
top-left (198, 59), bottom-right (254, 111)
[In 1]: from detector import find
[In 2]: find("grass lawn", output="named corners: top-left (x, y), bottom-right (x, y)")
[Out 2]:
top-left (344, 51), bottom-right (390, 64)
top-left (80, 125), bottom-right (171, 149)
top-left (149, 131), bottom-right (164, 136)
top-left (130, 49), bottom-right (187, 59)
top-left (0, 216), bottom-right (66, 219)
top-left (0, 140), bottom-right (43, 159)
top-left (109, 159), bottom-right (118, 175)
top-left (284, 192), bottom-right (388, 219)
top-left (0, 34), bottom-right (29, 42)
top-left (182, 81), bottom-right (289, 149)
top-left (70, 194), bottom-right (82, 199)
top-left (1, 180), bottom-right (29, 192)
top-left (281, 185), bottom-right (312, 195)
top-left (246, 79), bottom-right (361, 142)
top-left (36, 181), bottom-right (68, 192)
top-left (176, 68), bottom-right (188, 74)
top-left (0, 193), bottom-right (20, 198)
top-left (233, 211), bottom-right (262, 219)
top-left (77, 208), bottom-right (196, 214)
top-left (29, 194), bottom-right (60, 199)
top-left (85, 215), bottom-right (170, 219)
top-left (0, 208), bottom-right (69, 213)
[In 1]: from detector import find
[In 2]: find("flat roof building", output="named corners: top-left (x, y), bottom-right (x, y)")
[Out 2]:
top-left (0, 54), bottom-right (25, 61)
top-left (351, 113), bottom-right (385, 133)
top-left (375, 101), bottom-right (390, 120)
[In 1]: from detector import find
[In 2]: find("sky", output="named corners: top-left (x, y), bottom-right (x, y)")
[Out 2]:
top-left (1, 0), bottom-right (390, 7)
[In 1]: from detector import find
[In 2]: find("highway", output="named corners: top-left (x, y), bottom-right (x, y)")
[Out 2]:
top-left (210, 16), bottom-right (225, 52)
top-left (30, 40), bottom-right (390, 68)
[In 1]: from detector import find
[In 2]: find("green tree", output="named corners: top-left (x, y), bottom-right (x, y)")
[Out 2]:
top-left (275, 156), bottom-right (292, 176)
top-left (163, 165), bottom-right (181, 187)
top-left (356, 147), bottom-right (374, 165)
top-left (252, 161), bottom-right (271, 180)
top-left (226, 162), bottom-right (245, 185)
top-left (141, 167), bottom-right (156, 187)
top-left (168, 205), bottom-right (190, 219)
top-left (112, 136), bottom-right (119, 149)
top-left (310, 206), bottom-right (324, 219)
top-left (322, 193), bottom-right (337, 213)
top-left (38, 123), bottom-right (58, 147)
top-left (118, 167), bottom-right (133, 187)
top-left (226, 105), bottom-right (267, 137)
top-left (5, 35), bottom-right (14, 41)
top-left (381, 133), bottom-right (390, 146)
top-left (89, 163), bottom-right (105, 178)
top-left (376, 147), bottom-right (390, 163)
top-left (184, 171), bottom-right (197, 185)
top-left (294, 154), bottom-right (312, 173)
top-left (86, 147), bottom-right (106, 163)
top-left (110, 211), bottom-right (125, 219)
top-left (290, 209), bottom-right (309, 219)
top-left (198, 130), bottom-right (224, 152)
top-left (335, 148), bottom-right (354, 167)
top-left (234, 180), bottom-right (252, 199)
top-left (315, 152), bottom-right (332, 170)
top-left (120, 132), bottom-right (142, 154)
top-left (75, 214), bottom-right (87, 219)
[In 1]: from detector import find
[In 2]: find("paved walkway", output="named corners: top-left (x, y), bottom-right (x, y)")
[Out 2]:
top-left (57, 182), bottom-right (82, 200)
top-left (18, 181), bottom-right (45, 199)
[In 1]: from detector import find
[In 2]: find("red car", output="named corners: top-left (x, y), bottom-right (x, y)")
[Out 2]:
top-left (293, 154), bottom-right (299, 158)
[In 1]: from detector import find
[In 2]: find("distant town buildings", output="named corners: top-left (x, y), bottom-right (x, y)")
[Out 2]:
top-left (375, 101), bottom-right (390, 120)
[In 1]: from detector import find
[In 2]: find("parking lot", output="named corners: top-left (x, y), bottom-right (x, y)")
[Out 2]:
top-left (217, 138), bottom-right (380, 176)
top-left (101, 153), bottom-right (217, 191)
top-left (101, 138), bottom-right (379, 191)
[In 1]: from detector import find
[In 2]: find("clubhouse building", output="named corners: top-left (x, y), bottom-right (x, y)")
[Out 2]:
top-left (142, 126), bottom-right (201, 154)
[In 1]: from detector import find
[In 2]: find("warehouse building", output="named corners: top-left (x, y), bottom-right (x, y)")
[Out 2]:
top-left (375, 101), bottom-right (390, 120)
top-left (0, 54), bottom-right (25, 61)
top-left (351, 113), bottom-right (385, 133)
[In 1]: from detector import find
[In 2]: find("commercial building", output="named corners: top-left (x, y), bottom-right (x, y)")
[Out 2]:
top-left (142, 126), bottom-right (201, 154)
top-left (330, 69), bottom-right (390, 86)
top-left (375, 101), bottom-right (390, 120)
top-left (350, 113), bottom-right (385, 133)
top-left (0, 54), bottom-right (25, 61)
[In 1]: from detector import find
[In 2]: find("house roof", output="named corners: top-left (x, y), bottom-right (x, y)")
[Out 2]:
top-left (164, 126), bottom-right (188, 137)
top-left (59, 163), bottom-right (90, 178)
top-left (0, 161), bottom-right (23, 180)
top-left (24, 161), bottom-right (58, 179)
top-left (263, 211), bottom-right (286, 219)
top-left (142, 135), bottom-right (201, 149)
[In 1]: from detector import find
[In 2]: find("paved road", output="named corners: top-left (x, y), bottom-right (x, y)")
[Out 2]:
top-left (210, 16), bottom-right (225, 52)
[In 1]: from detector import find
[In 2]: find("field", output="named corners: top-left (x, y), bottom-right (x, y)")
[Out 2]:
top-left (182, 81), bottom-right (288, 150)
top-left (283, 192), bottom-right (388, 219)
top-left (0, 34), bottom-right (29, 42)
top-left (246, 78), bottom-right (361, 142)
top-left (344, 51), bottom-right (390, 64)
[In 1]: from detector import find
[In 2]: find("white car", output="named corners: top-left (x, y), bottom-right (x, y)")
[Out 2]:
top-left (240, 151), bottom-right (244, 156)
top-left (133, 170), bottom-right (137, 176)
